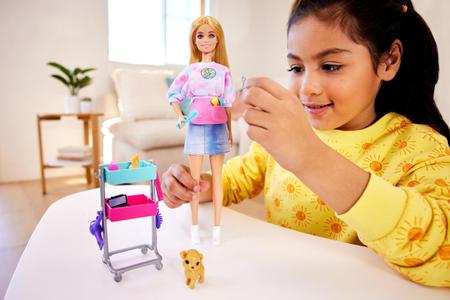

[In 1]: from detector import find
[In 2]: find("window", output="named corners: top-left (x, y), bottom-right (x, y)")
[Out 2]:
top-left (108, 0), bottom-right (208, 66)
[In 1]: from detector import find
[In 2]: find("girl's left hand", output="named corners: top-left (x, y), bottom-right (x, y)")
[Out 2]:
top-left (241, 77), bottom-right (320, 174)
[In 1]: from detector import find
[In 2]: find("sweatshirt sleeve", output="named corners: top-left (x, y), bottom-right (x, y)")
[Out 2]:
top-left (222, 142), bottom-right (268, 206)
top-left (338, 154), bottom-right (450, 287)
top-left (167, 67), bottom-right (189, 104)
top-left (221, 69), bottom-right (235, 108)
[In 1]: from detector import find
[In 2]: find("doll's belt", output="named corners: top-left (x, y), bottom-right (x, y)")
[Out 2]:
top-left (191, 96), bottom-right (226, 106)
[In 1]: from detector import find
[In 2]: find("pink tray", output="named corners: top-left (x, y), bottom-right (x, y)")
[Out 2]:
top-left (105, 194), bottom-right (157, 222)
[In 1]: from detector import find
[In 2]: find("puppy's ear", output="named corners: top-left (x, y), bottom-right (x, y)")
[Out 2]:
top-left (180, 251), bottom-right (187, 259)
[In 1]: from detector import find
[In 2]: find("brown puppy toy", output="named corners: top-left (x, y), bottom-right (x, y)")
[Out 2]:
top-left (180, 249), bottom-right (205, 289)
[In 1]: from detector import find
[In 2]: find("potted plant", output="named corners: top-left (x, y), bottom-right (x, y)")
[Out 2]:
top-left (80, 97), bottom-right (93, 113)
top-left (47, 61), bottom-right (96, 113)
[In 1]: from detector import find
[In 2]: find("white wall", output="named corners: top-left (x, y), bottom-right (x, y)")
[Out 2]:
top-left (0, 0), bottom-right (111, 182)
top-left (0, 0), bottom-right (292, 182)
top-left (413, 0), bottom-right (450, 123)
top-left (0, 0), bottom-right (449, 183)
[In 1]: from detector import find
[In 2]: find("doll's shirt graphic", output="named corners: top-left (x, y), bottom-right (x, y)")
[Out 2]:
top-left (167, 62), bottom-right (235, 110)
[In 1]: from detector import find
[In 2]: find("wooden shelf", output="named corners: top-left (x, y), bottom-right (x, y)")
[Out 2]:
top-left (37, 113), bottom-right (103, 194)
top-left (45, 159), bottom-right (93, 168)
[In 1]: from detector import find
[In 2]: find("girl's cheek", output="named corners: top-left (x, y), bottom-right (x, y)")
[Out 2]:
top-left (288, 77), bottom-right (301, 97)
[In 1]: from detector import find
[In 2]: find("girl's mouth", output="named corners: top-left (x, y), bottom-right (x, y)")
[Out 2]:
top-left (303, 103), bottom-right (333, 115)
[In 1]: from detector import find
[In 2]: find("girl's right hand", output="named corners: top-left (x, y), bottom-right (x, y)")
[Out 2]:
top-left (162, 164), bottom-right (210, 208)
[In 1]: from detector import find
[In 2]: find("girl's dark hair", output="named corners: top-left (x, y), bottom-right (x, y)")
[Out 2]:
top-left (288, 0), bottom-right (450, 140)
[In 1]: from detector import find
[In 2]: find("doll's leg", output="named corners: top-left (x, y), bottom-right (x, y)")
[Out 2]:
top-left (188, 154), bottom-right (203, 244)
top-left (209, 154), bottom-right (224, 244)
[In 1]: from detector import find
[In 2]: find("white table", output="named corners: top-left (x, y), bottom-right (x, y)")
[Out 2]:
top-left (5, 186), bottom-right (449, 299)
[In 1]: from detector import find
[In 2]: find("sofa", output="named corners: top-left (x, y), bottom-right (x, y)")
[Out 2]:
top-left (101, 68), bottom-right (248, 173)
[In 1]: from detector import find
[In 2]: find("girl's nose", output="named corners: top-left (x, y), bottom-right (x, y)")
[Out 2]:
top-left (300, 71), bottom-right (322, 98)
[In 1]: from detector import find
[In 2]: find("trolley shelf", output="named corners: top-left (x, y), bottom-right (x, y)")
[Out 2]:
top-left (105, 194), bottom-right (158, 222)
top-left (102, 161), bottom-right (157, 185)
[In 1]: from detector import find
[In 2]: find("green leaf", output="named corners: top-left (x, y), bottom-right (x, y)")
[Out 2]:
top-left (77, 76), bottom-right (92, 89)
top-left (50, 74), bottom-right (69, 87)
top-left (80, 67), bottom-right (96, 74)
top-left (47, 62), bottom-right (72, 82)
top-left (73, 67), bottom-right (82, 75)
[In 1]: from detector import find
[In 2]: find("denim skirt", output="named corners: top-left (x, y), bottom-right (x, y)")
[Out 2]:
top-left (184, 123), bottom-right (230, 155)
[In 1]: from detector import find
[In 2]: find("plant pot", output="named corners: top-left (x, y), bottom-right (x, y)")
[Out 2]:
top-left (80, 101), bottom-right (93, 113)
top-left (64, 95), bottom-right (80, 114)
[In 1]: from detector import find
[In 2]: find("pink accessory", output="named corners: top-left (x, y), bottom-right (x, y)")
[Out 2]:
top-left (108, 162), bottom-right (119, 171)
top-left (190, 96), bottom-right (227, 125)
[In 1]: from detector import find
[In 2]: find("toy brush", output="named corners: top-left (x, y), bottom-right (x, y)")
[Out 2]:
top-left (176, 110), bottom-right (199, 129)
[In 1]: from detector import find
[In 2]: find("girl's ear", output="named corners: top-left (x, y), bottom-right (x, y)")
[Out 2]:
top-left (377, 39), bottom-right (403, 82)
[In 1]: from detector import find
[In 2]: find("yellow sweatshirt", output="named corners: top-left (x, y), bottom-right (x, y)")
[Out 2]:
top-left (222, 113), bottom-right (450, 287)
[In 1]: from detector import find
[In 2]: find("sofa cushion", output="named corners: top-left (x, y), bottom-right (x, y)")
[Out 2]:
top-left (112, 69), bottom-right (176, 121)
top-left (107, 119), bottom-right (241, 152)
top-left (109, 119), bottom-right (186, 151)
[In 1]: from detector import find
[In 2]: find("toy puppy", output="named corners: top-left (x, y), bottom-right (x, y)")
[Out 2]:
top-left (180, 249), bottom-right (204, 289)
top-left (129, 154), bottom-right (140, 169)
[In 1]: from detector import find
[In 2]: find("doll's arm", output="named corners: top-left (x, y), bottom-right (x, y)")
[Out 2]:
top-left (171, 102), bottom-right (185, 118)
top-left (226, 108), bottom-right (232, 144)
top-left (168, 68), bottom-right (190, 126)
top-left (222, 69), bottom-right (235, 107)
top-left (167, 67), bottom-right (189, 108)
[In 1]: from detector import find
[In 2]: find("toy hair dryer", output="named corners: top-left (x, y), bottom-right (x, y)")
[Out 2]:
top-left (89, 211), bottom-right (104, 250)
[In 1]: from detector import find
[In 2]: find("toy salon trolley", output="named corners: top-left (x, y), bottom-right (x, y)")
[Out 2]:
top-left (95, 160), bottom-right (164, 282)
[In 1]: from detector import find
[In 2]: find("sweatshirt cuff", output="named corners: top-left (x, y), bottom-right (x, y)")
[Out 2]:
top-left (337, 174), bottom-right (407, 241)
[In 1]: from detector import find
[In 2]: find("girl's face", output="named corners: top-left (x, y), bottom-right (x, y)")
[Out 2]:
top-left (195, 24), bottom-right (218, 54)
top-left (287, 16), bottom-right (382, 130)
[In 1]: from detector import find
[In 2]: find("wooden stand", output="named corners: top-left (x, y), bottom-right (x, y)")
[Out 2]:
top-left (36, 113), bottom-right (103, 194)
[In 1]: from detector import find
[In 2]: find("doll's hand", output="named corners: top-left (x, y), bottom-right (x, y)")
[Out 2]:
top-left (176, 115), bottom-right (187, 129)
top-left (162, 164), bottom-right (210, 208)
top-left (241, 77), bottom-right (320, 174)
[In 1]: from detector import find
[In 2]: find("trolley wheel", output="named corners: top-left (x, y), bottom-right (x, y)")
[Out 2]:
top-left (114, 273), bottom-right (122, 282)
top-left (141, 247), bottom-right (148, 254)
top-left (155, 262), bottom-right (163, 270)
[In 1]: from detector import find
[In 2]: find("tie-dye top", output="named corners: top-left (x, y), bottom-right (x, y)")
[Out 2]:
top-left (222, 112), bottom-right (450, 287)
top-left (167, 62), bottom-right (235, 108)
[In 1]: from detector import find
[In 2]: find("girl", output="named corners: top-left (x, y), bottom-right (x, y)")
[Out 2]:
top-left (163, 0), bottom-right (450, 287)
top-left (167, 16), bottom-right (234, 245)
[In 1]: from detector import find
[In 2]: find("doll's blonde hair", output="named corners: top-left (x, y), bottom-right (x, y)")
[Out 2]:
top-left (189, 16), bottom-right (229, 67)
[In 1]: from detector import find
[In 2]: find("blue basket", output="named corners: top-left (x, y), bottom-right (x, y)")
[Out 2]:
top-left (102, 161), bottom-right (157, 185)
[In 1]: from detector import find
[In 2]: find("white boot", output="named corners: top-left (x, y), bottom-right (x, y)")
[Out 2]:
top-left (191, 225), bottom-right (200, 245)
top-left (213, 226), bottom-right (221, 245)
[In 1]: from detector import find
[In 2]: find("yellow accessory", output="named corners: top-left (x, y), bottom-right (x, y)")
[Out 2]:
top-left (129, 154), bottom-right (140, 169)
top-left (210, 97), bottom-right (219, 106)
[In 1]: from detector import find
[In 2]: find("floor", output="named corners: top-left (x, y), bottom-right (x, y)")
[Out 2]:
top-left (0, 176), bottom-right (90, 299)
top-left (0, 175), bottom-right (265, 299)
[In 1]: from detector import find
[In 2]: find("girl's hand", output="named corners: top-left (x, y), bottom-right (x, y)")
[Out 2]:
top-left (241, 77), bottom-right (320, 174)
top-left (162, 164), bottom-right (210, 208)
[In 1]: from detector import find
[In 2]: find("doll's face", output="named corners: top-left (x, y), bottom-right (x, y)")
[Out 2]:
top-left (195, 24), bottom-right (218, 54)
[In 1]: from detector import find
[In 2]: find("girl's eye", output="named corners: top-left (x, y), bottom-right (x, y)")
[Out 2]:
top-left (287, 66), bottom-right (304, 74)
top-left (322, 64), bottom-right (342, 72)
top-left (197, 34), bottom-right (204, 39)
top-left (208, 33), bottom-right (216, 39)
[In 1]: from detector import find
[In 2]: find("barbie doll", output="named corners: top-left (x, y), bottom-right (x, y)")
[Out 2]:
top-left (167, 16), bottom-right (234, 245)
